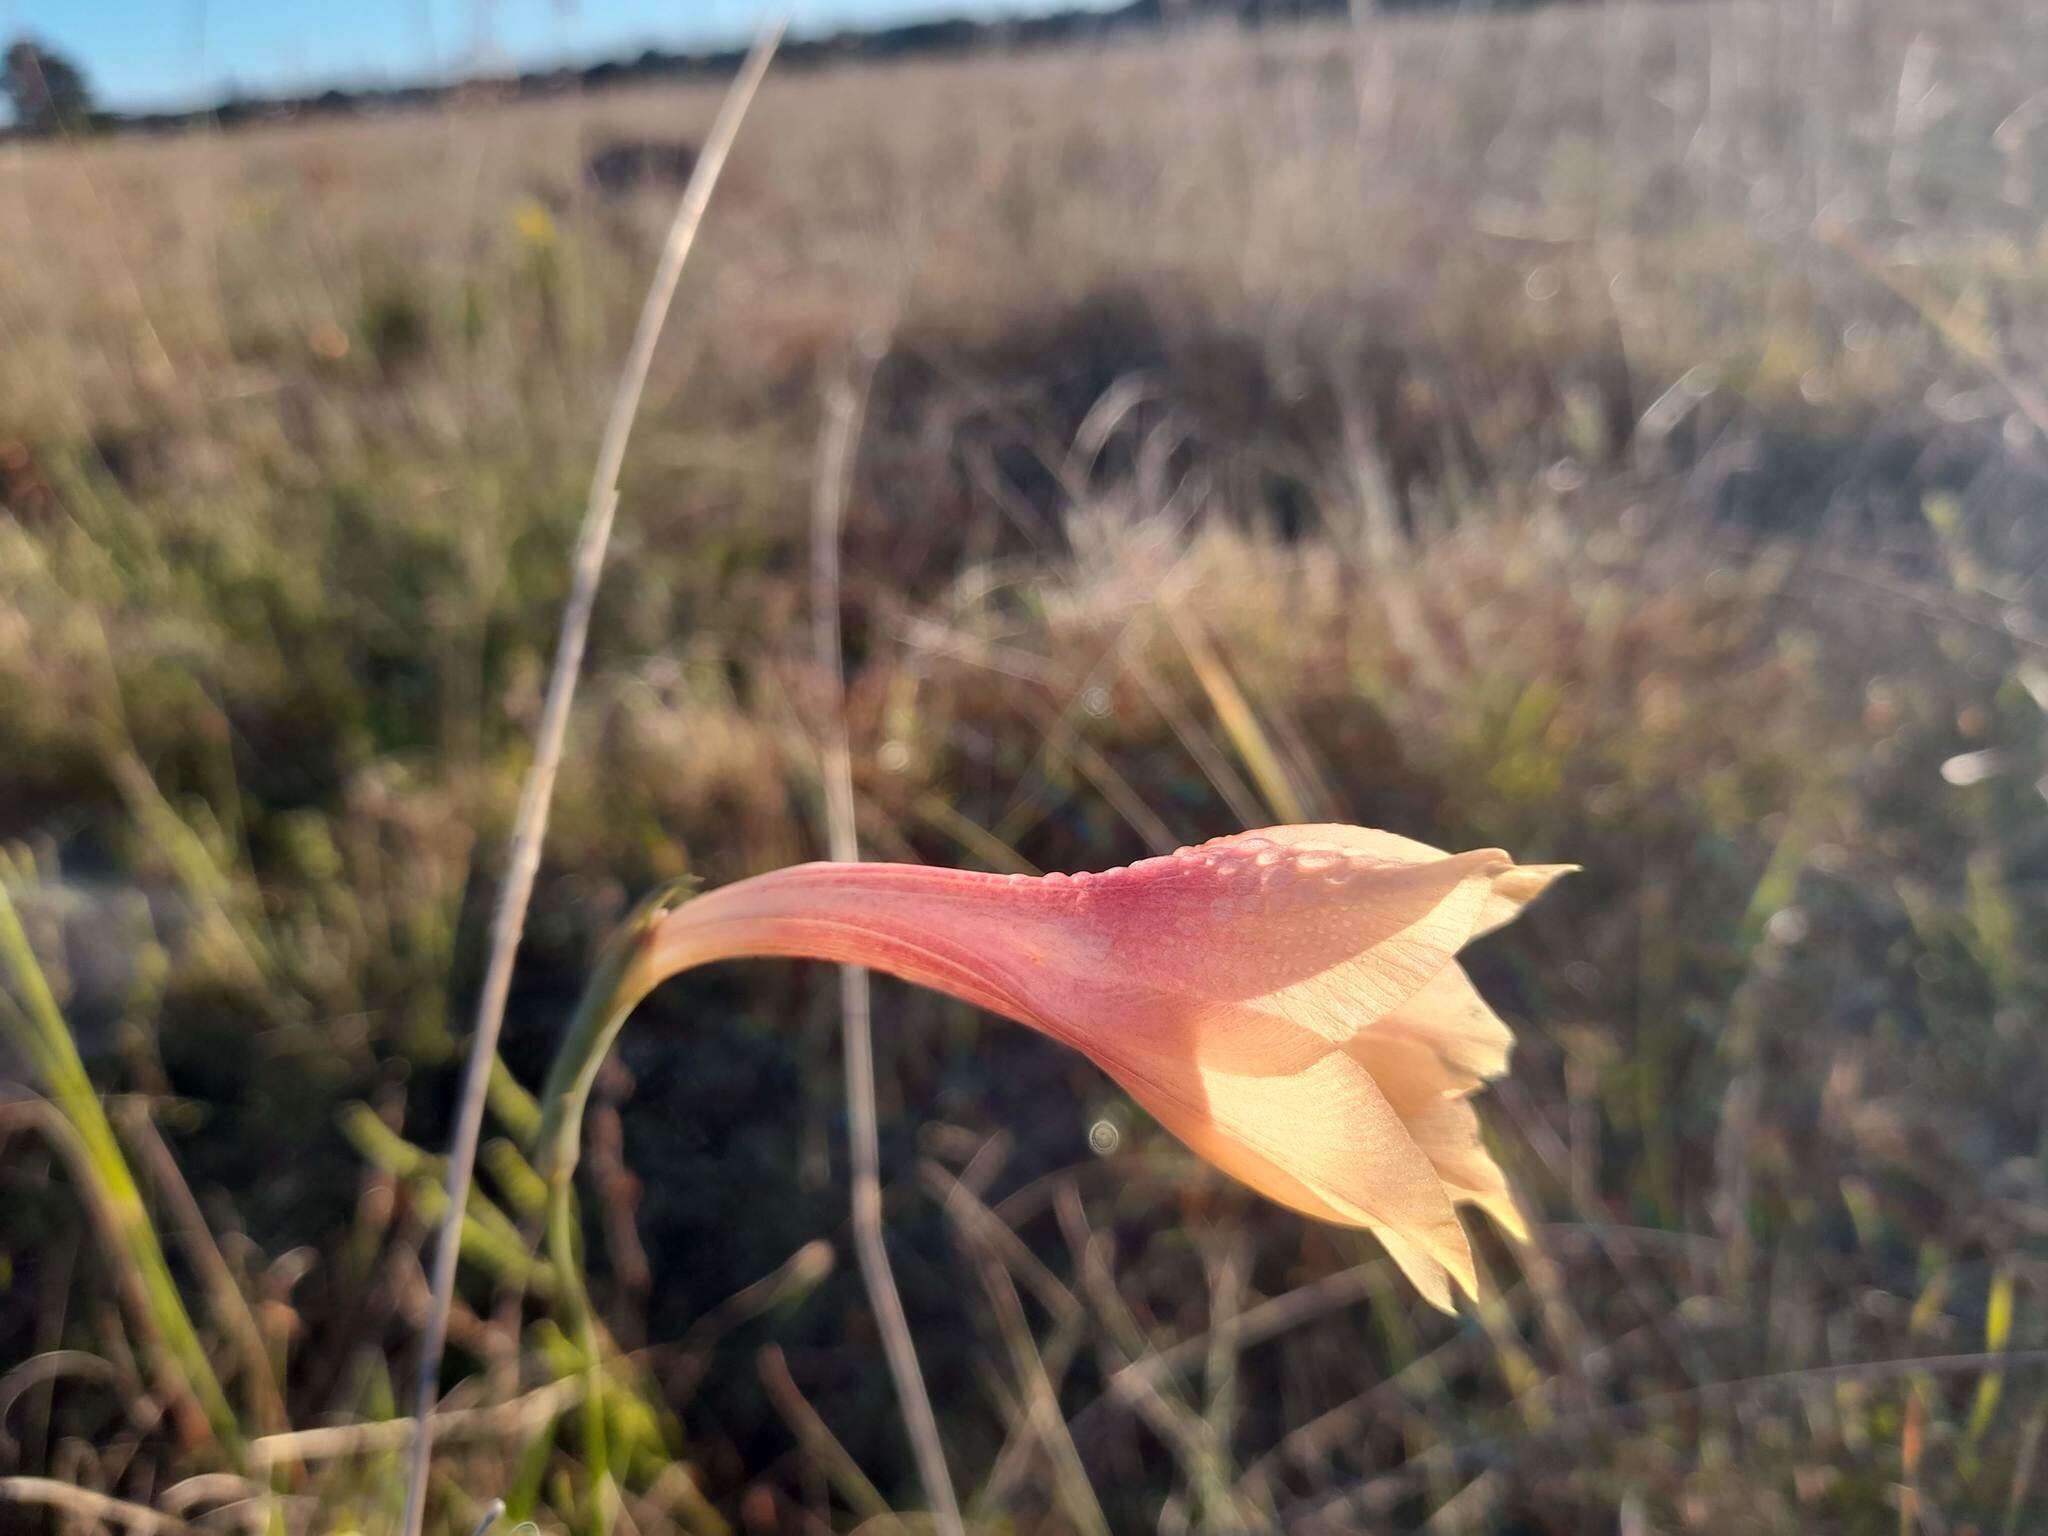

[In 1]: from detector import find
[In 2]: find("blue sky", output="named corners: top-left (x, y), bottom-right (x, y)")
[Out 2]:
top-left (4, 0), bottom-right (1032, 111)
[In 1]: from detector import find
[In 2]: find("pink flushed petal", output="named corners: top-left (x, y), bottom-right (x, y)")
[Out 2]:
top-left (659, 836), bottom-right (1511, 1055)
top-left (635, 825), bottom-right (1568, 1310)
top-left (1077, 855), bottom-right (1510, 1076)
top-left (1244, 824), bottom-right (1576, 940)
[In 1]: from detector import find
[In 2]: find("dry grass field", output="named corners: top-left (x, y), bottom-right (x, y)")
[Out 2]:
top-left (5, 0), bottom-right (2048, 1531)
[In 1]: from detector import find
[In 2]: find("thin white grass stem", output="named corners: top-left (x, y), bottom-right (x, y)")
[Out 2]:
top-left (398, 29), bottom-right (784, 1536)
top-left (254, 1377), bottom-right (583, 1467)
top-left (0, 1476), bottom-right (196, 1536)
top-left (810, 351), bottom-right (966, 1534)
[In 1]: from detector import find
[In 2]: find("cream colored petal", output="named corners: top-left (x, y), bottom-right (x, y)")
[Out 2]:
top-left (1402, 1092), bottom-right (1528, 1242)
top-left (1360, 960), bottom-right (1516, 1088)
top-left (1344, 1026), bottom-right (1529, 1243)
top-left (1102, 1044), bottom-right (1477, 1311)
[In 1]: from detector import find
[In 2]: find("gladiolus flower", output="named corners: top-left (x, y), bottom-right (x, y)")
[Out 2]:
top-left (573, 825), bottom-right (1571, 1311)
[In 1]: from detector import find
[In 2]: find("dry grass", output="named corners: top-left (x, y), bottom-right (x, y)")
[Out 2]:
top-left (4, 0), bottom-right (2048, 1531)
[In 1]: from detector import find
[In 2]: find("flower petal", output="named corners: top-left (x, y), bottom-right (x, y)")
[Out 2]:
top-left (1342, 1026), bottom-right (1529, 1242)
top-left (1239, 826), bottom-right (1574, 941)
top-left (1402, 1092), bottom-right (1528, 1243)
top-left (1105, 1040), bottom-right (1475, 1310)
top-left (1475, 863), bottom-right (1578, 938)
top-left (1357, 960), bottom-right (1516, 1089)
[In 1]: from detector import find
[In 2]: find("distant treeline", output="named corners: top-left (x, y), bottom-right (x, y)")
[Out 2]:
top-left (57, 0), bottom-right (1561, 137)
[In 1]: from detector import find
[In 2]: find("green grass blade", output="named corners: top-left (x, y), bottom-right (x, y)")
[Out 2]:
top-left (0, 857), bottom-right (243, 1457)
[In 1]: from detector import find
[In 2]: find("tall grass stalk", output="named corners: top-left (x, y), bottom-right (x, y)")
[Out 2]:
top-left (116, 1101), bottom-right (292, 1443)
top-left (399, 28), bottom-right (784, 1536)
top-left (812, 353), bottom-right (966, 1533)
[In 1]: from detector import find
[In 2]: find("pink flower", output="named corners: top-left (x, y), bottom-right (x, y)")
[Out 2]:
top-left (628, 825), bottom-right (1570, 1310)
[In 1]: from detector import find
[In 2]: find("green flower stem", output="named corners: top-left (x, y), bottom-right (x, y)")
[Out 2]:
top-left (532, 881), bottom-right (692, 1536)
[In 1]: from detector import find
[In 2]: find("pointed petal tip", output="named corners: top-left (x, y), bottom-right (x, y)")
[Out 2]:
top-left (1497, 861), bottom-right (1581, 895)
top-left (1386, 1203), bottom-right (1542, 1312)
top-left (1374, 1224), bottom-right (1465, 1314)
top-left (1464, 1187), bottom-right (1532, 1246)
top-left (1474, 861), bottom-right (1577, 937)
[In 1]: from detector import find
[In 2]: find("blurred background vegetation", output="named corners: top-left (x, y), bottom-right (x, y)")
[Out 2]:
top-left (4, 0), bottom-right (2048, 1531)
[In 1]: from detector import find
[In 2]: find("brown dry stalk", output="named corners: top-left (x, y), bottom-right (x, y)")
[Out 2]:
top-left (756, 1346), bottom-right (893, 1523)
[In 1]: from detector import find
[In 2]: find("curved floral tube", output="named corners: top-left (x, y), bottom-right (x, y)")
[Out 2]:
top-left (536, 825), bottom-right (1572, 1311)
